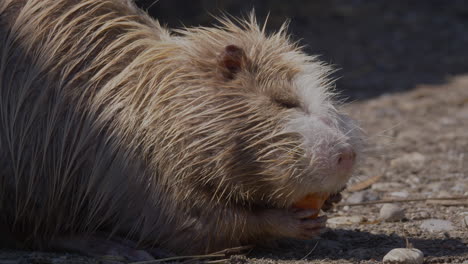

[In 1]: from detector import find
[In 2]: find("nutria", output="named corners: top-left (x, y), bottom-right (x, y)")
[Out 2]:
top-left (0, 0), bottom-right (363, 259)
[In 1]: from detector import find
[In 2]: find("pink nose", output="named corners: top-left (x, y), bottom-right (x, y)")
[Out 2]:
top-left (337, 147), bottom-right (356, 172)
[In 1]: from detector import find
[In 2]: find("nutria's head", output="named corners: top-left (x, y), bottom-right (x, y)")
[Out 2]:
top-left (160, 15), bottom-right (364, 208)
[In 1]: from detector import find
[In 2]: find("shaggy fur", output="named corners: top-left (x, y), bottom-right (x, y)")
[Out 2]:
top-left (0, 0), bottom-right (363, 255)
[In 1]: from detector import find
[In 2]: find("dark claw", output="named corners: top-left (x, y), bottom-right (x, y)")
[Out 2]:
top-left (321, 191), bottom-right (343, 211)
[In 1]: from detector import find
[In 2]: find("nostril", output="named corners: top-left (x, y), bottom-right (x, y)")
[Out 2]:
top-left (337, 148), bottom-right (356, 168)
top-left (319, 117), bottom-right (334, 127)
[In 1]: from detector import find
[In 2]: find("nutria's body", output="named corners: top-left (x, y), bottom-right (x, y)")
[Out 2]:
top-left (0, 0), bottom-right (363, 257)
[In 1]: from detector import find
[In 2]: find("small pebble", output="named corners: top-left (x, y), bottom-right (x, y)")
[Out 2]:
top-left (426, 181), bottom-right (450, 192)
top-left (383, 248), bottom-right (424, 264)
top-left (451, 183), bottom-right (467, 193)
top-left (436, 190), bottom-right (452, 198)
top-left (346, 190), bottom-right (380, 203)
top-left (420, 219), bottom-right (454, 232)
top-left (371, 182), bottom-right (406, 192)
top-left (439, 117), bottom-right (457, 126)
top-left (390, 152), bottom-right (426, 173)
top-left (411, 211), bottom-right (430, 220)
top-left (464, 215), bottom-right (468, 228)
top-left (389, 191), bottom-right (409, 198)
top-left (379, 204), bottom-right (406, 222)
top-left (408, 176), bottom-right (421, 184)
top-left (327, 216), bottom-right (364, 226)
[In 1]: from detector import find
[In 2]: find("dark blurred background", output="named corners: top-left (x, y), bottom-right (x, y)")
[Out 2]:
top-left (135, 0), bottom-right (468, 101)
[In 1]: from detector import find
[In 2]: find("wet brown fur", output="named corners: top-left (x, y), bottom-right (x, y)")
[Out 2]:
top-left (0, 0), bottom-right (360, 254)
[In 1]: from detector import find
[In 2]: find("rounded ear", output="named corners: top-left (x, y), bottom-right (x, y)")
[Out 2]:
top-left (218, 45), bottom-right (247, 80)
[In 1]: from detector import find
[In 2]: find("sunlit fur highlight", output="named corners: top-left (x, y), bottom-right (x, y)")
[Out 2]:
top-left (0, 0), bottom-right (363, 254)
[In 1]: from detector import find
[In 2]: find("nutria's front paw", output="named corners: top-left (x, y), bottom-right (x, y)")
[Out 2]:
top-left (260, 208), bottom-right (327, 240)
top-left (321, 193), bottom-right (342, 211)
top-left (321, 189), bottom-right (345, 211)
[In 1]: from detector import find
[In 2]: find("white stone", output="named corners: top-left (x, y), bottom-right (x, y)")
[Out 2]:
top-left (389, 191), bottom-right (409, 198)
top-left (371, 182), bottom-right (406, 192)
top-left (420, 219), bottom-right (454, 232)
top-left (411, 211), bottom-right (430, 220)
top-left (327, 216), bottom-right (364, 226)
top-left (383, 248), bottom-right (424, 264)
top-left (390, 152), bottom-right (426, 172)
top-left (346, 190), bottom-right (380, 203)
top-left (379, 204), bottom-right (406, 222)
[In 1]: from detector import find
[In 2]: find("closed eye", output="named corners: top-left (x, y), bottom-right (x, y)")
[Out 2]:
top-left (274, 98), bottom-right (299, 109)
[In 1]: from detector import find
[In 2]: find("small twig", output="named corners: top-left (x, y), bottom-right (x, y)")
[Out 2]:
top-left (204, 259), bottom-right (229, 264)
top-left (300, 241), bottom-right (319, 260)
top-left (339, 196), bottom-right (468, 207)
top-left (347, 175), bottom-right (382, 192)
top-left (209, 245), bottom-right (254, 256)
top-left (130, 253), bottom-right (225, 264)
top-left (405, 237), bottom-right (414, 249)
top-left (129, 245), bottom-right (253, 264)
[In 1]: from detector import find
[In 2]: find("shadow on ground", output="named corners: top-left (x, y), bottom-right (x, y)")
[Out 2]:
top-left (249, 229), bottom-right (467, 262)
top-left (136, 0), bottom-right (468, 101)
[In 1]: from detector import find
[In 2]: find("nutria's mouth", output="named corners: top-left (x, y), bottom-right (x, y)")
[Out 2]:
top-left (291, 192), bottom-right (330, 210)
top-left (290, 187), bottom-right (344, 211)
